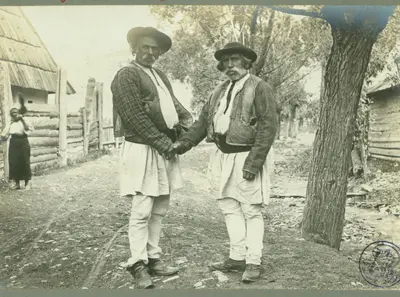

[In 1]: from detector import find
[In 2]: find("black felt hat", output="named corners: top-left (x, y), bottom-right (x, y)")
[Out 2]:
top-left (214, 42), bottom-right (257, 62)
top-left (127, 27), bottom-right (172, 54)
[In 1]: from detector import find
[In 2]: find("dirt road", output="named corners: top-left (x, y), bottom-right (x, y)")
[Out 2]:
top-left (0, 139), bottom-right (395, 290)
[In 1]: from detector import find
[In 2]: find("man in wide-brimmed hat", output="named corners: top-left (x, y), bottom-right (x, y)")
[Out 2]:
top-left (174, 42), bottom-right (277, 282)
top-left (111, 27), bottom-right (193, 289)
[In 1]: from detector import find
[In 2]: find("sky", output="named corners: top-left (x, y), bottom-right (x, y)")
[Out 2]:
top-left (22, 5), bottom-right (322, 119)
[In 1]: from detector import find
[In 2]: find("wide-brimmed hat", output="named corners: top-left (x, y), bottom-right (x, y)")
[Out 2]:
top-left (127, 26), bottom-right (172, 54)
top-left (214, 42), bottom-right (257, 62)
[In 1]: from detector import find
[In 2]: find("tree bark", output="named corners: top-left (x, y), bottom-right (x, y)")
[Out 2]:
top-left (301, 25), bottom-right (384, 249)
top-left (288, 103), bottom-right (297, 138)
top-left (276, 110), bottom-right (281, 140)
top-left (299, 116), bottom-right (304, 132)
top-left (283, 117), bottom-right (289, 138)
top-left (254, 9), bottom-right (275, 76)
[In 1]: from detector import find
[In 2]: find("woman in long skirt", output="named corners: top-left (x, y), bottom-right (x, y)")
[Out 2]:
top-left (1, 98), bottom-right (34, 190)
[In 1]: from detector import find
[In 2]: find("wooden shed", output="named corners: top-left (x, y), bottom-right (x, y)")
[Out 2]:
top-left (0, 7), bottom-right (75, 107)
top-left (367, 79), bottom-right (400, 162)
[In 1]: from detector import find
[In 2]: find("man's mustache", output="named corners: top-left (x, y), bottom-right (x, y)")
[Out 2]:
top-left (143, 54), bottom-right (156, 61)
top-left (225, 69), bottom-right (239, 75)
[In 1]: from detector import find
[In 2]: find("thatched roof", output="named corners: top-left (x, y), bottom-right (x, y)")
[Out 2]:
top-left (0, 7), bottom-right (75, 95)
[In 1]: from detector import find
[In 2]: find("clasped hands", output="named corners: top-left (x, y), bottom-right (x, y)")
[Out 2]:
top-left (161, 140), bottom-right (191, 160)
top-left (162, 141), bottom-right (256, 181)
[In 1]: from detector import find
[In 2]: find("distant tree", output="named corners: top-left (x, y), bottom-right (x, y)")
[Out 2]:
top-left (151, 5), bottom-right (328, 135)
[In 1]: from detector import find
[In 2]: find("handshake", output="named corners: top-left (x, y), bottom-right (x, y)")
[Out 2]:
top-left (162, 140), bottom-right (192, 160)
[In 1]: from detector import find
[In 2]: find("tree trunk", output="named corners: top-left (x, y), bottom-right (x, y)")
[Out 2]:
top-left (254, 10), bottom-right (275, 76)
top-left (319, 58), bottom-right (327, 100)
top-left (301, 26), bottom-right (383, 250)
top-left (360, 109), bottom-right (371, 179)
top-left (288, 104), bottom-right (297, 138)
top-left (299, 117), bottom-right (304, 130)
top-left (276, 111), bottom-right (281, 140)
top-left (283, 117), bottom-right (289, 138)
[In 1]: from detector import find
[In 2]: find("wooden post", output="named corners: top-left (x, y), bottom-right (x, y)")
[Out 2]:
top-left (0, 62), bottom-right (13, 179)
top-left (84, 78), bottom-right (96, 154)
top-left (82, 107), bottom-right (88, 155)
top-left (56, 67), bottom-right (68, 167)
top-left (96, 82), bottom-right (104, 150)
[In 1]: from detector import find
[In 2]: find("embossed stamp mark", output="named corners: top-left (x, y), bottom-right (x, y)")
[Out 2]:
top-left (359, 240), bottom-right (400, 288)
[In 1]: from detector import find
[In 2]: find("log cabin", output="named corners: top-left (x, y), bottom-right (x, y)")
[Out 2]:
top-left (0, 7), bottom-right (75, 115)
top-left (0, 7), bottom-right (76, 177)
top-left (367, 78), bottom-right (400, 162)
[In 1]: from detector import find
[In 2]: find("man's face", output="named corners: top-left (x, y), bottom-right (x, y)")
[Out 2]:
top-left (135, 36), bottom-right (161, 67)
top-left (221, 53), bottom-right (248, 81)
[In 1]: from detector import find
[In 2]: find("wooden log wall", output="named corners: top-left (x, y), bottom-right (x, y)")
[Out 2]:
top-left (0, 73), bottom-right (105, 177)
top-left (368, 90), bottom-right (400, 162)
top-left (0, 108), bottom-right (102, 176)
top-left (27, 110), bottom-right (86, 170)
top-left (25, 111), bottom-right (60, 172)
top-left (67, 112), bottom-right (85, 161)
top-left (0, 61), bottom-right (13, 178)
top-left (0, 95), bottom-right (4, 176)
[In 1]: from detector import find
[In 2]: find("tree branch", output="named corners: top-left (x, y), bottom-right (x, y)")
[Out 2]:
top-left (285, 68), bottom-right (321, 89)
top-left (263, 5), bottom-right (323, 20)
top-left (275, 58), bottom-right (309, 88)
top-left (265, 24), bottom-right (286, 54)
top-left (193, 10), bottom-right (217, 45)
top-left (278, 93), bottom-right (298, 109)
top-left (255, 9), bottom-right (276, 76)
top-left (263, 51), bottom-right (303, 76)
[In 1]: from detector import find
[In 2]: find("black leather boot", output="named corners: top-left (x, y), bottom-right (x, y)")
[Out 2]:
top-left (126, 261), bottom-right (154, 289)
top-left (241, 264), bottom-right (261, 283)
top-left (147, 258), bottom-right (179, 276)
top-left (209, 258), bottom-right (246, 272)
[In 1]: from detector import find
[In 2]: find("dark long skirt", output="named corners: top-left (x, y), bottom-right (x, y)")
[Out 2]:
top-left (8, 134), bottom-right (32, 182)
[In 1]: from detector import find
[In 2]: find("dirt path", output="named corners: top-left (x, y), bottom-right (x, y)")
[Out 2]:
top-left (0, 141), bottom-right (395, 290)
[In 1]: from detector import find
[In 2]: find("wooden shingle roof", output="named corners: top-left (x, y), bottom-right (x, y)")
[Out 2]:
top-left (0, 7), bottom-right (75, 94)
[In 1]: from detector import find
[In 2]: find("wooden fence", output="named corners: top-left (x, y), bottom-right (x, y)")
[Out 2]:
top-left (101, 118), bottom-right (123, 149)
top-left (368, 88), bottom-right (400, 162)
top-left (0, 65), bottom-right (107, 178)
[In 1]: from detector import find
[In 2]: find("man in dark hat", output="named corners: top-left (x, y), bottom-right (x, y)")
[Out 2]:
top-left (173, 42), bottom-right (277, 282)
top-left (111, 27), bottom-right (193, 289)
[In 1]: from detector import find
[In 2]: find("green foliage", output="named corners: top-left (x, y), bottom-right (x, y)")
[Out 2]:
top-left (151, 4), bottom-right (400, 140)
top-left (298, 97), bottom-right (320, 123)
top-left (365, 7), bottom-right (400, 83)
top-left (156, 28), bottom-right (225, 109)
top-left (150, 5), bottom-right (328, 114)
